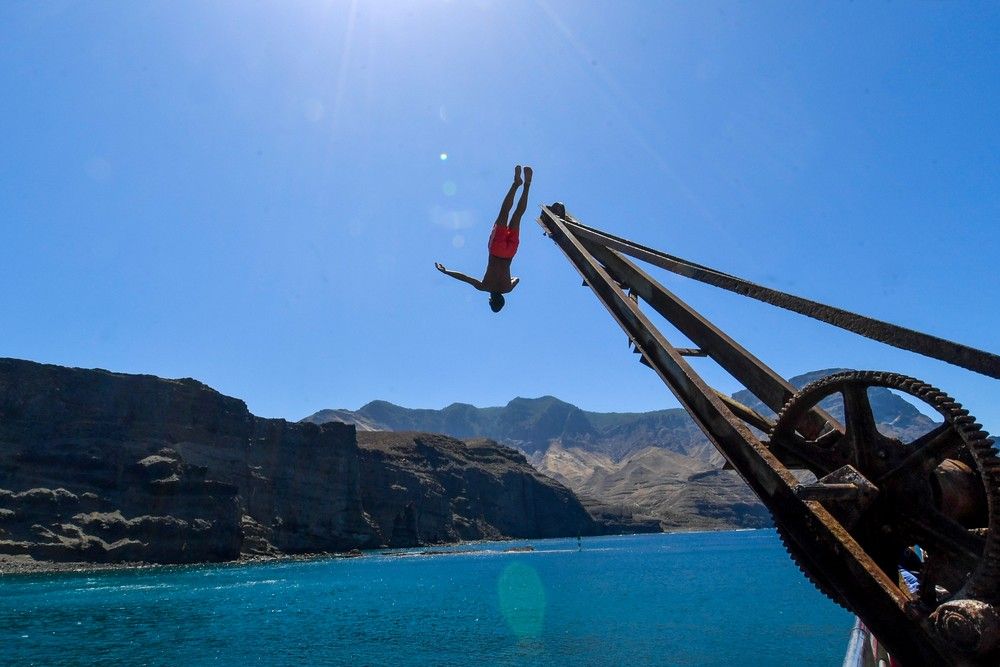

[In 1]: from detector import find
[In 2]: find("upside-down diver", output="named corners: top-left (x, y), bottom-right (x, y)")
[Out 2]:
top-left (435, 165), bottom-right (532, 312)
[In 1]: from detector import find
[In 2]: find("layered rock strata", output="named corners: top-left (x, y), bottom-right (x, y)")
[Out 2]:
top-left (0, 358), bottom-right (601, 565)
top-left (0, 358), bottom-right (371, 562)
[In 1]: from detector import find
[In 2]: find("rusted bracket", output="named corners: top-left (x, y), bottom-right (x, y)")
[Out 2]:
top-left (536, 205), bottom-right (951, 665)
top-left (713, 392), bottom-right (774, 434)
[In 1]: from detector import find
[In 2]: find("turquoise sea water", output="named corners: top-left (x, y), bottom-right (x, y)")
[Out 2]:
top-left (0, 531), bottom-right (852, 666)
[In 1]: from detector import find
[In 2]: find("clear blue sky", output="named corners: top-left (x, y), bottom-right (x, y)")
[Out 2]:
top-left (2, 2), bottom-right (997, 431)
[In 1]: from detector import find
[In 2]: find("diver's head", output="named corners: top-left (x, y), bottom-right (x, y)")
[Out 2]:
top-left (489, 292), bottom-right (505, 313)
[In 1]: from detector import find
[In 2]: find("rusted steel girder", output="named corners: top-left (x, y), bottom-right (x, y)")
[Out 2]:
top-left (575, 228), bottom-right (837, 442)
top-left (560, 215), bottom-right (1000, 381)
top-left (536, 205), bottom-right (952, 665)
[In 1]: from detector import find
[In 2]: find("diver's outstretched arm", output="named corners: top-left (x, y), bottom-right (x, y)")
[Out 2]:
top-left (435, 262), bottom-right (485, 290)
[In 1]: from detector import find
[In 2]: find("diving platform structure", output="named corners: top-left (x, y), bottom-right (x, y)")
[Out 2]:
top-left (537, 203), bottom-right (1000, 666)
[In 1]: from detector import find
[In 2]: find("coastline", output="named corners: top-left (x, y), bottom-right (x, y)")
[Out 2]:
top-left (0, 550), bottom-right (360, 579)
top-left (0, 528), bottom-right (767, 579)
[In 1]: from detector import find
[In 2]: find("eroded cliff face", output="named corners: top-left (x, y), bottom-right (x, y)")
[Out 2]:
top-left (0, 358), bottom-right (603, 565)
top-left (357, 432), bottom-right (598, 547)
top-left (0, 449), bottom-right (241, 563)
top-left (0, 358), bottom-right (370, 562)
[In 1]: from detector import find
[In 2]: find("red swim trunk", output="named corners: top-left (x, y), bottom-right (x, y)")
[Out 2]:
top-left (488, 224), bottom-right (519, 259)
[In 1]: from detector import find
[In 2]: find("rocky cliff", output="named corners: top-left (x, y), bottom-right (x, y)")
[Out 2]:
top-left (357, 432), bottom-right (597, 546)
top-left (0, 358), bottom-right (598, 566)
top-left (0, 358), bottom-right (370, 563)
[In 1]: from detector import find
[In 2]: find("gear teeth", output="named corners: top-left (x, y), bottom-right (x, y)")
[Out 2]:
top-left (769, 369), bottom-right (1000, 617)
top-left (775, 523), bottom-right (849, 611)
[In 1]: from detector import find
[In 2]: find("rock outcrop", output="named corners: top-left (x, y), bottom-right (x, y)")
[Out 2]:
top-left (0, 449), bottom-right (241, 563)
top-left (357, 432), bottom-right (598, 546)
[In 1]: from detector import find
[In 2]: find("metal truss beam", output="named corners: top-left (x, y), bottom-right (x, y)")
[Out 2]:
top-left (536, 204), bottom-right (951, 665)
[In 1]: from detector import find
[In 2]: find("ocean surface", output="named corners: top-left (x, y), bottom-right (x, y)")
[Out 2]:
top-left (0, 530), bottom-right (853, 666)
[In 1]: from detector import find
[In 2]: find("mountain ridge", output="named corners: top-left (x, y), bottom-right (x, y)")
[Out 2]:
top-left (305, 395), bottom-right (708, 461)
top-left (304, 368), bottom-right (941, 530)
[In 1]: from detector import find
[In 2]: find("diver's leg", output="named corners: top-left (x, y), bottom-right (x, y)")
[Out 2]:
top-left (493, 165), bottom-right (522, 228)
top-left (509, 166), bottom-right (532, 233)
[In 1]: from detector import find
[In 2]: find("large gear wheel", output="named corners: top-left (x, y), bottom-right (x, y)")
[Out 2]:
top-left (769, 370), bottom-right (1000, 656)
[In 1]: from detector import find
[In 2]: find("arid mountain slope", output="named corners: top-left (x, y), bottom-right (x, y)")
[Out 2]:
top-left (306, 369), bottom-right (940, 531)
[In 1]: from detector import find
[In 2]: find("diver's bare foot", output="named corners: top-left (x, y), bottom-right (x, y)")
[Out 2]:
top-left (523, 166), bottom-right (533, 184)
top-left (513, 165), bottom-right (523, 186)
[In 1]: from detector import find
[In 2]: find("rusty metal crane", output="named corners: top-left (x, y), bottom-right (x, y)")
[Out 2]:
top-left (537, 203), bottom-right (1000, 666)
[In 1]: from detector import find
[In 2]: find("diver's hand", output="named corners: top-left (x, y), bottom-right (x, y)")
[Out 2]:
top-left (435, 262), bottom-right (446, 273)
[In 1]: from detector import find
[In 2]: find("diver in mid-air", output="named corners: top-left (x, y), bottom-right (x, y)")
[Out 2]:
top-left (435, 165), bottom-right (532, 312)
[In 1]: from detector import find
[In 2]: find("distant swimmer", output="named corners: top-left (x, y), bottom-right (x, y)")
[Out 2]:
top-left (435, 165), bottom-right (532, 312)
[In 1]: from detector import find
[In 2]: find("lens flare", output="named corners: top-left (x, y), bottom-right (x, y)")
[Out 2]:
top-left (498, 562), bottom-right (546, 638)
